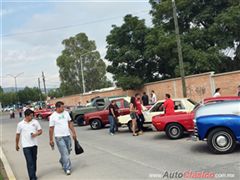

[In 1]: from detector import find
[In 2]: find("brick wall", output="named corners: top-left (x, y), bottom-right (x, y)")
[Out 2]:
top-left (48, 70), bottom-right (240, 106)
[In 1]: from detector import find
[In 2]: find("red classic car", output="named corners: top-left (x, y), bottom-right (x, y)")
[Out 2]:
top-left (84, 98), bottom-right (130, 130)
top-left (152, 96), bottom-right (240, 139)
top-left (34, 108), bottom-right (54, 120)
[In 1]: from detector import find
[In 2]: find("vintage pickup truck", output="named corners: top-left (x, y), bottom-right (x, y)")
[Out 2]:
top-left (70, 96), bottom-right (127, 126)
top-left (193, 100), bottom-right (240, 154)
top-left (84, 97), bottom-right (130, 130)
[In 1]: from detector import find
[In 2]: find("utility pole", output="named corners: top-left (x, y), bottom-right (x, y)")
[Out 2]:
top-left (38, 78), bottom-right (42, 101)
top-left (80, 56), bottom-right (86, 93)
top-left (7, 72), bottom-right (24, 93)
top-left (42, 72), bottom-right (47, 94)
top-left (172, 0), bottom-right (187, 97)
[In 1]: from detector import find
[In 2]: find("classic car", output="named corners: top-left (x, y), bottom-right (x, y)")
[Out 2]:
top-left (71, 96), bottom-right (127, 126)
top-left (193, 100), bottom-right (240, 154)
top-left (84, 97), bottom-right (130, 130)
top-left (118, 98), bottom-right (196, 132)
top-left (152, 96), bottom-right (240, 139)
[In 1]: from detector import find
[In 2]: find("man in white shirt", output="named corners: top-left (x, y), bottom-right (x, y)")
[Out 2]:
top-left (16, 109), bottom-right (42, 180)
top-left (49, 101), bottom-right (77, 175)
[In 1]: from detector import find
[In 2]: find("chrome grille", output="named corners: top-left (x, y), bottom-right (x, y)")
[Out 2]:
top-left (194, 119), bottom-right (198, 137)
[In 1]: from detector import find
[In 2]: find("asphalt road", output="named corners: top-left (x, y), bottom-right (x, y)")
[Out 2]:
top-left (1, 114), bottom-right (240, 180)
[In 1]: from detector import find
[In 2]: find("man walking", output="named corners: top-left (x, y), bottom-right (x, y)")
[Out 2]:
top-left (16, 109), bottom-right (42, 180)
top-left (49, 101), bottom-right (77, 175)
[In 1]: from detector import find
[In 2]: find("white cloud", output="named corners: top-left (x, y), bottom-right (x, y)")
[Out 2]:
top-left (2, 2), bottom-right (151, 88)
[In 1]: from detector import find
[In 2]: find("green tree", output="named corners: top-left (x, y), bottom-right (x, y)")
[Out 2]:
top-left (0, 86), bottom-right (3, 94)
top-left (57, 33), bottom-right (112, 95)
top-left (0, 92), bottom-right (17, 106)
top-left (48, 88), bottom-right (64, 99)
top-left (148, 0), bottom-right (240, 77)
top-left (105, 15), bottom-right (158, 90)
top-left (17, 87), bottom-right (45, 104)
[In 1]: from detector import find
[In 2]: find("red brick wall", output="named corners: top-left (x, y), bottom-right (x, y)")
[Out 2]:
top-left (48, 70), bottom-right (240, 105)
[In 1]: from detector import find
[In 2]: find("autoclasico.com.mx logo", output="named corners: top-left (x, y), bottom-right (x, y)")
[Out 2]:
top-left (149, 171), bottom-right (235, 179)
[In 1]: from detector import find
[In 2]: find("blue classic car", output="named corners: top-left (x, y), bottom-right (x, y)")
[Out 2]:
top-left (193, 100), bottom-right (240, 154)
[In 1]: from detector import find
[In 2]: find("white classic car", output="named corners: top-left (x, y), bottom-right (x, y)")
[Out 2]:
top-left (118, 98), bottom-right (196, 131)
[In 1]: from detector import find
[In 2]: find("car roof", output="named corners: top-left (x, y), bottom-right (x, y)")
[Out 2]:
top-left (204, 96), bottom-right (240, 103)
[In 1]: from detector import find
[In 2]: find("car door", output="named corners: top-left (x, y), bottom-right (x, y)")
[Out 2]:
top-left (118, 99), bottom-right (130, 116)
top-left (144, 101), bottom-right (164, 123)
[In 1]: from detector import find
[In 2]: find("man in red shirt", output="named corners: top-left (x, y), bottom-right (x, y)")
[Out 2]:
top-left (161, 94), bottom-right (175, 115)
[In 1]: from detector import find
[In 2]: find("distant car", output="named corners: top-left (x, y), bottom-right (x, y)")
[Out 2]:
top-left (118, 98), bottom-right (195, 132)
top-left (3, 107), bottom-right (14, 112)
top-left (84, 98), bottom-right (130, 130)
top-left (34, 108), bottom-right (53, 120)
top-left (193, 99), bottom-right (240, 154)
top-left (152, 96), bottom-right (240, 139)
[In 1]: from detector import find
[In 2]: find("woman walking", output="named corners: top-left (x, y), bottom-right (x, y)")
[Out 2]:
top-left (130, 97), bottom-right (138, 136)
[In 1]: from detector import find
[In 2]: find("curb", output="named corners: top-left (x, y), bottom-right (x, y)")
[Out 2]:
top-left (0, 147), bottom-right (16, 180)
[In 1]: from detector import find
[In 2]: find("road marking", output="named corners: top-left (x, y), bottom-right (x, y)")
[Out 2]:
top-left (81, 141), bottom-right (163, 172)
top-left (0, 147), bottom-right (16, 180)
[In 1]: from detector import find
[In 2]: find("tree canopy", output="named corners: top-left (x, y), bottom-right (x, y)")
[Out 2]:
top-left (105, 0), bottom-right (240, 90)
top-left (57, 33), bottom-right (112, 95)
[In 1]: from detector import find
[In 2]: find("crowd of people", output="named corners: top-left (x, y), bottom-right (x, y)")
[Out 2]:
top-left (14, 85), bottom-right (240, 179)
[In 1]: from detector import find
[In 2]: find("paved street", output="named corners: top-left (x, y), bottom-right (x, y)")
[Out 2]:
top-left (1, 114), bottom-right (240, 180)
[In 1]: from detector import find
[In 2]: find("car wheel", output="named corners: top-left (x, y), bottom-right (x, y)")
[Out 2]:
top-left (165, 123), bottom-right (183, 139)
top-left (37, 114), bottom-right (42, 120)
top-left (76, 115), bottom-right (85, 126)
top-left (90, 119), bottom-right (102, 130)
top-left (207, 128), bottom-right (236, 154)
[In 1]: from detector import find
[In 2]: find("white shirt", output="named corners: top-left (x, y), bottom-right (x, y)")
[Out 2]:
top-left (152, 93), bottom-right (157, 103)
top-left (49, 111), bottom-right (71, 137)
top-left (213, 92), bottom-right (221, 97)
top-left (16, 119), bottom-right (42, 148)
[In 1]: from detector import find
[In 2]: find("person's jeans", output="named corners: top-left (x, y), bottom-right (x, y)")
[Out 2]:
top-left (114, 117), bottom-right (118, 132)
top-left (23, 146), bottom-right (38, 180)
top-left (137, 113), bottom-right (145, 131)
top-left (108, 115), bottom-right (115, 134)
top-left (55, 136), bottom-right (72, 172)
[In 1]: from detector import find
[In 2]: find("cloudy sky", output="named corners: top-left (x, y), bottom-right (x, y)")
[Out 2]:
top-left (1, 0), bottom-right (152, 89)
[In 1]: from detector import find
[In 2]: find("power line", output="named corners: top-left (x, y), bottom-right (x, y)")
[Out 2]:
top-left (2, 10), bottom-right (149, 37)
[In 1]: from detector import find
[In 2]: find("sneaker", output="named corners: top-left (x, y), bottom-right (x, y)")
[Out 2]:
top-left (138, 131), bottom-right (143, 135)
top-left (110, 133), bottom-right (114, 136)
top-left (66, 170), bottom-right (71, 175)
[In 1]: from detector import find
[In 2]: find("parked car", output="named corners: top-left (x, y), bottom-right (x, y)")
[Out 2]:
top-left (71, 96), bottom-right (128, 126)
top-left (118, 98), bottom-right (195, 132)
top-left (84, 98), bottom-right (130, 130)
top-left (192, 99), bottom-right (240, 154)
top-left (34, 108), bottom-right (54, 120)
top-left (152, 96), bottom-right (240, 139)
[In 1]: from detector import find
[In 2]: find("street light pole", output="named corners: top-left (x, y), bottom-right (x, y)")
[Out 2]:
top-left (7, 72), bottom-right (24, 92)
top-left (171, 0), bottom-right (187, 97)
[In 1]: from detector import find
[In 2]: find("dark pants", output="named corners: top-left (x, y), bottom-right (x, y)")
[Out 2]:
top-left (108, 115), bottom-right (115, 134)
top-left (137, 114), bottom-right (145, 131)
top-left (23, 146), bottom-right (38, 180)
top-left (114, 117), bottom-right (119, 132)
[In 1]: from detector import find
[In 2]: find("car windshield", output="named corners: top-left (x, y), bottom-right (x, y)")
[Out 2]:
top-left (187, 99), bottom-right (197, 105)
